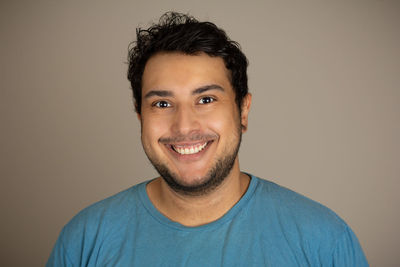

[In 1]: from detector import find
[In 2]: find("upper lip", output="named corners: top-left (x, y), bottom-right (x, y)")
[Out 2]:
top-left (159, 134), bottom-right (218, 145)
top-left (160, 136), bottom-right (217, 146)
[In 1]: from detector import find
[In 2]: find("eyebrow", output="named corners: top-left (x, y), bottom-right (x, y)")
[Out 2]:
top-left (144, 84), bottom-right (225, 99)
top-left (192, 84), bottom-right (225, 95)
top-left (144, 90), bottom-right (173, 99)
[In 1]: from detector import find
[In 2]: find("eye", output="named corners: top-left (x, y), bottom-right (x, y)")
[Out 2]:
top-left (198, 96), bottom-right (215, 104)
top-left (154, 100), bottom-right (171, 108)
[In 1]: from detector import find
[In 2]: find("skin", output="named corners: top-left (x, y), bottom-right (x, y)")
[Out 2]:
top-left (138, 52), bottom-right (252, 226)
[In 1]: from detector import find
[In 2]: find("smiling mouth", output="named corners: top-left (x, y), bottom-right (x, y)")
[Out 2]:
top-left (170, 142), bottom-right (210, 155)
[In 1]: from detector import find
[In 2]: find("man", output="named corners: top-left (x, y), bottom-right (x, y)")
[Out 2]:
top-left (47, 12), bottom-right (368, 266)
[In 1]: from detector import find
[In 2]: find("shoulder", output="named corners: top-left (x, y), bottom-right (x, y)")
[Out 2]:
top-left (47, 181), bottom-right (150, 266)
top-left (253, 176), bottom-right (345, 227)
top-left (246, 175), bottom-right (368, 265)
top-left (59, 181), bottom-right (148, 248)
top-left (250, 176), bottom-right (348, 247)
top-left (69, 181), bottom-right (146, 225)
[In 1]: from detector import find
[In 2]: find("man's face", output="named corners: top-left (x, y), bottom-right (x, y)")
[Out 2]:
top-left (139, 52), bottom-right (250, 195)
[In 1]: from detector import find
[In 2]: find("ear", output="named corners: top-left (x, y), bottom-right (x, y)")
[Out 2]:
top-left (240, 93), bottom-right (252, 132)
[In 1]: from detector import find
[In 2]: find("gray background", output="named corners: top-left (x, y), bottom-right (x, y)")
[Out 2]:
top-left (1, 0), bottom-right (399, 266)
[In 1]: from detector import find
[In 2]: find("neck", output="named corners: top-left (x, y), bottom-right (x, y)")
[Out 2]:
top-left (146, 162), bottom-right (250, 227)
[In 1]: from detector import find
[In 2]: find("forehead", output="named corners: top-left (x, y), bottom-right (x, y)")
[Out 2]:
top-left (142, 52), bottom-right (232, 93)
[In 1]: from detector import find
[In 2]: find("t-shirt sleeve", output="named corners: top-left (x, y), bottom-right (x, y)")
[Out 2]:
top-left (331, 225), bottom-right (369, 267)
top-left (46, 231), bottom-right (74, 267)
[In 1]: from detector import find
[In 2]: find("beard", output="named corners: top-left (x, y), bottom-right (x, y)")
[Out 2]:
top-left (143, 122), bottom-right (242, 196)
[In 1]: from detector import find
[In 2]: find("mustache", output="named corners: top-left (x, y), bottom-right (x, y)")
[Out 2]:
top-left (159, 133), bottom-right (218, 144)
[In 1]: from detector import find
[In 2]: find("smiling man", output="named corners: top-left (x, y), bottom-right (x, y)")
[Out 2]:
top-left (47, 12), bottom-right (368, 266)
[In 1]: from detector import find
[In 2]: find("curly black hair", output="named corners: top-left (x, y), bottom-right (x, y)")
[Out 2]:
top-left (127, 12), bottom-right (248, 114)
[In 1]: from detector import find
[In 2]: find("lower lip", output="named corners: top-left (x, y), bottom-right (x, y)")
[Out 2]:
top-left (166, 141), bottom-right (213, 161)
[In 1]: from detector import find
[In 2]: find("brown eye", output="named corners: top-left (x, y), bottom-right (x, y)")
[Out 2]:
top-left (154, 101), bottom-right (171, 108)
top-left (153, 100), bottom-right (171, 108)
top-left (199, 96), bottom-right (215, 104)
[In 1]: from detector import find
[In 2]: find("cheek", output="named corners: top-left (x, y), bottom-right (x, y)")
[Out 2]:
top-left (141, 115), bottom-right (170, 143)
top-left (204, 107), bottom-right (239, 135)
top-left (206, 117), bottom-right (225, 133)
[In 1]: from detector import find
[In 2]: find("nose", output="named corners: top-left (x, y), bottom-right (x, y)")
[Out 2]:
top-left (171, 105), bottom-right (200, 135)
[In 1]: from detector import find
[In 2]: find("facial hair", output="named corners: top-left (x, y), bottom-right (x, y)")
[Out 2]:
top-left (143, 121), bottom-right (242, 196)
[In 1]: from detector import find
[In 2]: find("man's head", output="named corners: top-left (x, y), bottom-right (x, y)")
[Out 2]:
top-left (127, 12), bottom-right (248, 115)
top-left (127, 12), bottom-right (251, 195)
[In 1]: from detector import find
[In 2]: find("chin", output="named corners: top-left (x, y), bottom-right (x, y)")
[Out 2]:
top-left (174, 174), bottom-right (211, 187)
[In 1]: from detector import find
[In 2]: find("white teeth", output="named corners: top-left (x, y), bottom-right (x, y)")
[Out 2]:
top-left (173, 142), bottom-right (208, 155)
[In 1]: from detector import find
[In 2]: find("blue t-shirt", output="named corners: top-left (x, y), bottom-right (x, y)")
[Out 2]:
top-left (47, 175), bottom-right (368, 266)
